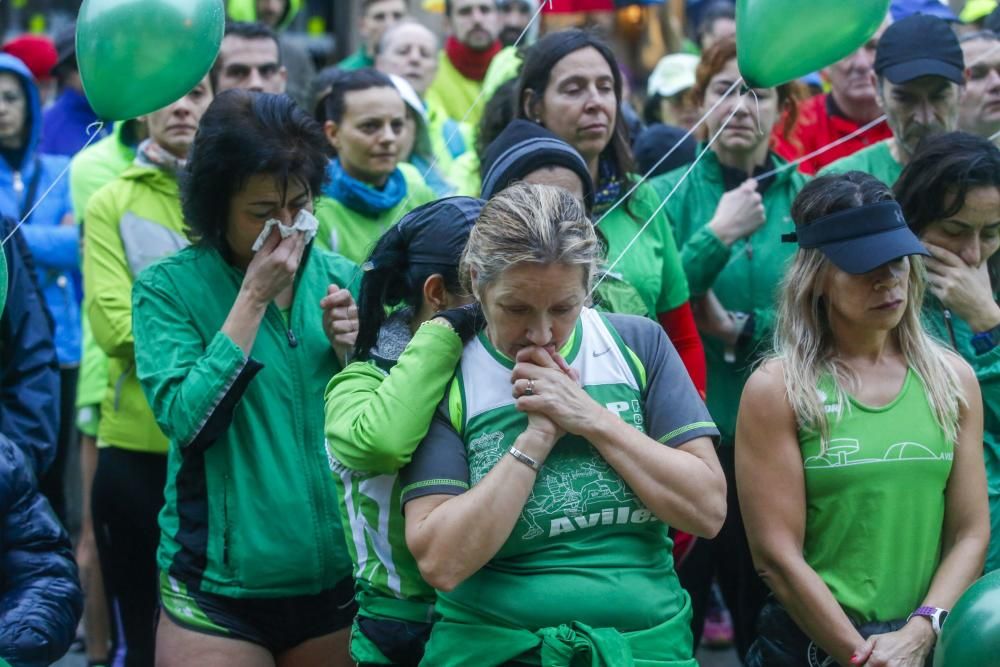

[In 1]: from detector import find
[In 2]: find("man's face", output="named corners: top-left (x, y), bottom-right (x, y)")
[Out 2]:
top-left (959, 37), bottom-right (1000, 138)
top-left (376, 23), bottom-right (440, 97)
top-left (498, 1), bottom-right (532, 46)
top-left (448, 0), bottom-right (499, 51)
top-left (878, 75), bottom-right (962, 156)
top-left (255, 0), bottom-right (287, 28)
top-left (216, 35), bottom-right (287, 94)
top-left (361, 0), bottom-right (408, 55)
top-left (825, 18), bottom-right (889, 112)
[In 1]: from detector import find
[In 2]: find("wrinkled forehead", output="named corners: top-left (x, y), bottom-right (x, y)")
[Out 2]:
top-left (962, 37), bottom-right (1000, 66)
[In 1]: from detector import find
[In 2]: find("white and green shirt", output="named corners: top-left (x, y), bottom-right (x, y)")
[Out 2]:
top-left (401, 309), bottom-right (718, 634)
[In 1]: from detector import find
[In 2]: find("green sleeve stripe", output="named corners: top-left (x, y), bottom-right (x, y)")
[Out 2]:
top-left (401, 479), bottom-right (469, 497)
top-left (449, 374), bottom-right (465, 435)
top-left (658, 421), bottom-right (716, 444)
top-left (625, 346), bottom-right (647, 390)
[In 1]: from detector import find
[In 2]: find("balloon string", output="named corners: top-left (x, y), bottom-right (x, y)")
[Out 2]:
top-left (991, 127), bottom-right (1000, 143)
top-left (1, 121), bottom-right (106, 248)
top-left (753, 113), bottom-right (888, 182)
top-left (589, 98), bottom-right (745, 299)
top-left (593, 77), bottom-right (744, 229)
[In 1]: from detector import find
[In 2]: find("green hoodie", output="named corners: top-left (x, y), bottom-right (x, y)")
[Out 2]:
top-left (226, 0), bottom-right (302, 30)
top-left (922, 298), bottom-right (1000, 572)
top-left (132, 243), bottom-right (360, 597)
top-left (651, 150), bottom-right (807, 442)
top-left (83, 164), bottom-right (189, 454)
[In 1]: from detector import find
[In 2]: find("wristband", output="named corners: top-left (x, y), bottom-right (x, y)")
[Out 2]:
top-left (908, 606), bottom-right (949, 635)
top-left (971, 322), bottom-right (1000, 355)
top-left (508, 446), bottom-right (542, 472)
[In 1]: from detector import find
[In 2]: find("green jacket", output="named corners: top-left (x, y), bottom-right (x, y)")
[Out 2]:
top-left (325, 319), bottom-right (463, 662)
top-left (132, 243), bottom-right (360, 597)
top-left (818, 139), bottom-right (903, 188)
top-left (922, 298), bottom-right (1000, 572)
top-left (83, 164), bottom-right (189, 454)
top-left (426, 51), bottom-right (484, 126)
top-left (226, 0), bottom-right (302, 29)
top-left (314, 164), bottom-right (436, 265)
top-left (651, 150), bottom-right (807, 442)
top-left (71, 121), bottom-right (139, 411)
top-left (447, 150), bottom-right (481, 198)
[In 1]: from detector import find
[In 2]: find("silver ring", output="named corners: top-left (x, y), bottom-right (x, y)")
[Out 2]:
top-left (524, 379), bottom-right (535, 396)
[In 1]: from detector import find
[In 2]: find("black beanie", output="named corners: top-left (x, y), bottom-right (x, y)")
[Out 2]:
top-left (480, 119), bottom-right (595, 211)
top-left (633, 123), bottom-right (697, 179)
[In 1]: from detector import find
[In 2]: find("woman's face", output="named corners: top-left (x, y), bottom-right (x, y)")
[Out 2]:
top-left (145, 76), bottom-right (213, 159)
top-left (0, 73), bottom-right (27, 150)
top-left (477, 262), bottom-right (587, 358)
top-left (226, 173), bottom-right (312, 260)
top-left (823, 257), bottom-right (911, 334)
top-left (919, 186), bottom-right (1000, 269)
top-left (520, 166), bottom-right (586, 208)
top-left (326, 86), bottom-right (406, 187)
top-left (702, 58), bottom-right (780, 156)
top-left (529, 47), bottom-right (617, 166)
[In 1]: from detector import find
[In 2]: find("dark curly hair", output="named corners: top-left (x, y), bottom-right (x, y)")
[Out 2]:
top-left (181, 90), bottom-right (331, 255)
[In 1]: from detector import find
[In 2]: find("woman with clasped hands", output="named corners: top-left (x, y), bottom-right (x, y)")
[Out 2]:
top-left (738, 173), bottom-right (989, 667)
top-left (399, 183), bottom-right (726, 667)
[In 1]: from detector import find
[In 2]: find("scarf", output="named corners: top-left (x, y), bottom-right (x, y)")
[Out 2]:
top-left (135, 139), bottom-right (187, 175)
top-left (323, 158), bottom-right (408, 218)
top-left (445, 36), bottom-right (502, 82)
top-left (593, 159), bottom-right (624, 212)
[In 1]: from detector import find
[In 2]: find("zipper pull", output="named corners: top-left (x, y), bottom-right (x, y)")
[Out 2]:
top-left (286, 328), bottom-right (299, 348)
top-left (12, 171), bottom-right (22, 194)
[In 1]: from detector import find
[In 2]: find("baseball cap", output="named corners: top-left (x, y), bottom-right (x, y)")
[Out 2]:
top-left (783, 201), bottom-right (929, 274)
top-left (875, 14), bottom-right (964, 84)
top-left (647, 53), bottom-right (700, 98)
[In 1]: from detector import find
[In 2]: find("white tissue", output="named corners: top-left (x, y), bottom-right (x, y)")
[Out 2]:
top-left (251, 209), bottom-right (319, 253)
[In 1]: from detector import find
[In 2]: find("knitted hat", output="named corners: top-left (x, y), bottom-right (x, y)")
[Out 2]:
top-left (2, 35), bottom-right (57, 82)
top-left (480, 119), bottom-right (594, 210)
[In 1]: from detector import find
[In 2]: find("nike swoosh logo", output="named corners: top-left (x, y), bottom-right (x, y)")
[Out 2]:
top-left (592, 347), bottom-right (612, 357)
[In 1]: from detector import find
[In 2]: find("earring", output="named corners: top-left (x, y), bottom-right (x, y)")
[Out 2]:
top-left (534, 118), bottom-right (543, 124)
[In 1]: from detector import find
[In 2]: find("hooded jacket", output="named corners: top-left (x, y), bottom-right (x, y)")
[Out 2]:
top-left (83, 163), bottom-right (189, 454)
top-left (0, 54), bottom-right (78, 366)
top-left (0, 217), bottom-right (59, 476)
top-left (0, 431), bottom-right (82, 667)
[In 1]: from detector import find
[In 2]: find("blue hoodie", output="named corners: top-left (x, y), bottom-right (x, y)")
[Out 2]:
top-left (0, 54), bottom-right (79, 365)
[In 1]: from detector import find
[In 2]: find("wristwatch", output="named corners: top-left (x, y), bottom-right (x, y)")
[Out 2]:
top-left (908, 606), bottom-right (949, 634)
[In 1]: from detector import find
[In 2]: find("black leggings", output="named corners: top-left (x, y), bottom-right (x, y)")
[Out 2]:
top-left (92, 447), bottom-right (166, 667)
top-left (676, 445), bottom-right (769, 661)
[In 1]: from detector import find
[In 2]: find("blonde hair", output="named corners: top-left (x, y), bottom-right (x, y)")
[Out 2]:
top-left (461, 183), bottom-right (601, 296)
top-left (775, 244), bottom-right (963, 448)
top-left (774, 173), bottom-right (964, 447)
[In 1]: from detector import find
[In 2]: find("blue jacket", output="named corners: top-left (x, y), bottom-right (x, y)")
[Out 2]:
top-left (39, 88), bottom-right (108, 158)
top-left (0, 217), bottom-right (60, 477)
top-left (0, 432), bottom-right (81, 667)
top-left (0, 54), bottom-right (79, 366)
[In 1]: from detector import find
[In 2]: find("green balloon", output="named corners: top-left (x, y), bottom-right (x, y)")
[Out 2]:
top-left (77, 0), bottom-right (224, 121)
top-left (934, 570), bottom-right (1000, 667)
top-left (736, 0), bottom-right (889, 88)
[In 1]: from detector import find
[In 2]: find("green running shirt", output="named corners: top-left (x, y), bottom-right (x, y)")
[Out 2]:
top-left (801, 370), bottom-right (953, 623)
top-left (401, 310), bottom-right (717, 647)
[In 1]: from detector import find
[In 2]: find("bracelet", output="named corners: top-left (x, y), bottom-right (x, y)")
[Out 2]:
top-left (508, 446), bottom-right (542, 472)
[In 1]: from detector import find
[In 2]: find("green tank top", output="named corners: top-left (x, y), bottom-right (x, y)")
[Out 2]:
top-left (800, 369), bottom-right (953, 623)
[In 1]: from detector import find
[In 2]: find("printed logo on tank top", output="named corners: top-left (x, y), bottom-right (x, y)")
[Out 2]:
top-left (804, 378), bottom-right (954, 470)
top-left (459, 309), bottom-right (655, 549)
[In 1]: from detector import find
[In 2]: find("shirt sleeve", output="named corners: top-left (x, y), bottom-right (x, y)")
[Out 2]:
top-left (399, 407), bottom-right (470, 506)
top-left (606, 313), bottom-right (719, 448)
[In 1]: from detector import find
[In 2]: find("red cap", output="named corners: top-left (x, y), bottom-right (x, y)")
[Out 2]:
top-left (2, 34), bottom-right (58, 82)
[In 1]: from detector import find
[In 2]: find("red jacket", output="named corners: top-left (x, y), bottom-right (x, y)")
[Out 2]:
top-left (771, 93), bottom-right (893, 175)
